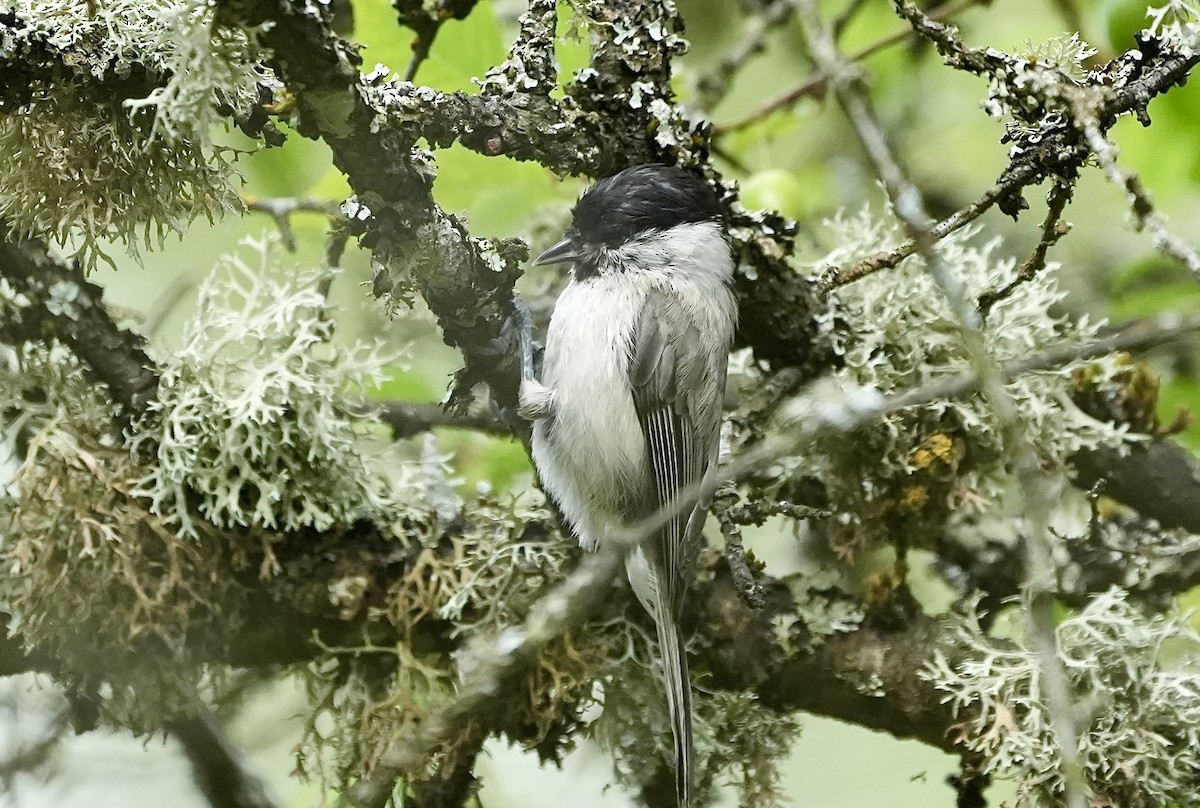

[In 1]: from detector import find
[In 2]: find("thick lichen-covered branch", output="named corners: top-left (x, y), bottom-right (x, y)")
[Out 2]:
top-left (214, 0), bottom-right (531, 409)
top-left (5, 225), bottom-right (1200, 775)
top-left (6, 225), bottom-right (1200, 805)
top-left (215, 0), bottom-right (826, 382)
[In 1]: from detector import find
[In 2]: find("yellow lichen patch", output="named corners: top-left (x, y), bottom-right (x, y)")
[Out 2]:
top-left (911, 432), bottom-right (957, 471)
top-left (899, 484), bottom-right (930, 511)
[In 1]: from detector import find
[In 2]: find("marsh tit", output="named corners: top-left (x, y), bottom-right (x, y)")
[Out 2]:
top-left (518, 164), bottom-right (737, 807)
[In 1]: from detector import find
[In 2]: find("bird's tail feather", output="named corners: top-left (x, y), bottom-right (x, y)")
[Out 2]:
top-left (655, 604), bottom-right (694, 808)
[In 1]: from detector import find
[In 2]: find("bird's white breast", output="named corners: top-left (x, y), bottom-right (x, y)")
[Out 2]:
top-left (531, 275), bottom-right (648, 548)
top-left (530, 220), bottom-right (736, 550)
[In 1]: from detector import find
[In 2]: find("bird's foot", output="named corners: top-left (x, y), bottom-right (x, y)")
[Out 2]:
top-left (517, 378), bottom-right (555, 420)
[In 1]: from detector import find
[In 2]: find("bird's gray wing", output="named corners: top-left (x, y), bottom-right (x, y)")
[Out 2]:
top-left (628, 288), bottom-right (722, 610)
top-left (627, 286), bottom-right (726, 808)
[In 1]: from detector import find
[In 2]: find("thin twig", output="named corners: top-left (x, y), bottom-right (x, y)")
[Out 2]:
top-left (394, 0), bottom-right (484, 83)
top-left (978, 180), bottom-right (1073, 317)
top-left (339, 546), bottom-right (625, 808)
top-left (1068, 91), bottom-right (1200, 280)
top-left (832, 0), bottom-right (872, 39)
top-left (696, 0), bottom-right (800, 109)
top-left (404, 39), bottom-right (433, 83)
top-left (379, 401), bottom-right (509, 439)
top-left (712, 484), bottom-right (767, 609)
top-left (712, 487), bottom-right (830, 609)
top-left (337, 307), bottom-right (1200, 808)
top-left (820, 6), bottom-right (1199, 292)
top-left (820, 180), bottom-right (1011, 290)
top-left (717, 0), bottom-right (985, 134)
top-left (168, 713), bottom-right (278, 808)
top-left (242, 196), bottom-right (342, 252)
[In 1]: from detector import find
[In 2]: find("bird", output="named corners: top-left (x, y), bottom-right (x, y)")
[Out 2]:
top-left (518, 163), bottom-right (737, 807)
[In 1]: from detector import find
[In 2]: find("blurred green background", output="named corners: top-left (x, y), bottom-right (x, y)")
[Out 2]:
top-left (10, 0), bottom-right (1200, 806)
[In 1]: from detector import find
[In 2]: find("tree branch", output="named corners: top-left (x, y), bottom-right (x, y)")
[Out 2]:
top-left (5, 213), bottom-right (1199, 782)
top-left (392, 0), bottom-right (482, 83)
top-left (217, 0), bottom-right (532, 411)
top-left (217, 0), bottom-right (828, 383)
top-left (168, 713), bottom-right (278, 808)
top-left (342, 547), bottom-right (626, 808)
top-left (6, 3), bottom-right (1200, 803)
top-left (1073, 438), bottom-right (1200, 534)
top-left (793, 4), bottom-right (1166, 802)
top-left (379, 401), bottom-right (508, 439)
top-left (0, 225), bottom-right (159, 423)
top-left (716, 0), bottom-right (988, 135)
top-left (820, 16), bottom-right (1200, 290)
top-left (977, 180), bottom-right (1073, 317)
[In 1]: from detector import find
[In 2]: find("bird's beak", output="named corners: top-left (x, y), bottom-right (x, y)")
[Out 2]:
top-left (534, 237), bottom-right (583, 266)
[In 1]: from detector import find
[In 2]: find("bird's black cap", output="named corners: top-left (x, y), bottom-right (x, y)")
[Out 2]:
top-left (570, 164), bottom-right (724, 247)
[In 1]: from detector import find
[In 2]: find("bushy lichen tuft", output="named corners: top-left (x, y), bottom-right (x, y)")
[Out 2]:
top-left (0, 0), bottom-right (274, 269)
top-left (1021, 34), bottom-right (1097, 80)
top-left (594, 641), bottom-right (797, 808)
top-left (295, 487), bottom-right (606, 787)
top-left (0, 345), bottom-right (240, 730)
top-left (973, 31), bottom-right (1097, 127)
top-left (119, 0), bottom-right (275, 141)
top-left (0, 91), bottom-right (238, 271)
top-left (701, 690), bottom-right (798, 808)
top-left (414, 491), bottom-right (613, 755)
top-left (925, 589), bottom-right (1200, 807)
top-left (805, 208), bottom-right (1129, 553)
top-left (132, 235), bottom-right (397, 537)
top-left (1147, 1), bottom-right (1200, 52)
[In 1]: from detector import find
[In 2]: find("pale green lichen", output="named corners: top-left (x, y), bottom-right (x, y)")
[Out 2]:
top-left (131, 235), bottom-right (397, 537)
top-left (705, 692), bottom-right (797, 808)
top-left (783, 565), bottom-right (864, 645)
top-left (972, 31), bottom-right (1097, 126)
top-left (436, 508), bottom-right (573, 636)
top-left (1147, 1), bottom-right (1200, 51)
top-left (120, 0), bottom-right (275, 141)
top-left (298, 470), bottom-right (798, 804)
top-left (0, 0), bottom-right (274, 269)
top-left (594, 641), bottom-right (797, 808)
top-left (0, 345), bottom-right (234, 731)
top-left (1020, 34), bottom-right (1097, 80)
top-left (925, 589), bottom-right (1200, 807)
top-left (295, 487), bottom-right (593, 789)
top-left (801, 208), bottom-right (1130, 553)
